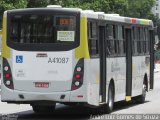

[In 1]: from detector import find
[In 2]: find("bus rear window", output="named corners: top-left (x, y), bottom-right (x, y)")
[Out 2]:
top-left (10, 14), bottom-right (76, 44)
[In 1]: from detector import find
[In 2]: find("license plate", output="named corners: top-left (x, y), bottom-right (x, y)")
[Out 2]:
top-left (35, 82), bottom-right (49, 88)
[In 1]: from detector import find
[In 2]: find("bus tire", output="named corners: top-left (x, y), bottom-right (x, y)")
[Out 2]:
top-left (136, 83), bottom-right (147, 103)
top-left (32, 105), bottom-right (56, 114)
top-left (135, 76), bottom-right (147, 103)
top-left (101, 84), bottom-right (114, 114)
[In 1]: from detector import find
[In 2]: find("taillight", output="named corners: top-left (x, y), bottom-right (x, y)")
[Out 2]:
top-left (3, 58), bottom-right (14, 89)
top-left (5, 73), bottom-right (11, 78)
top-left (71, 58), bottom-right (84, 90)
top-left (75, 74), bottom-right (81, 79)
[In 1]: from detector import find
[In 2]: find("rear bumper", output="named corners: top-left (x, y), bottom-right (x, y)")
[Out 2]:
top-left (1, 83), bottom-right (87, 103)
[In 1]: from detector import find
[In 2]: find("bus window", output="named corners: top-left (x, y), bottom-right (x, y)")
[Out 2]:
top-left (106, 24), bottom-right (115, 56)
top-left (145, 28), bottom-right (149, 54)
top-left (132, 27), bottom-right (136, 55)
top-left (117, 25), bottom-right (125, 56)
top-left (88, 21), bottom-right (98, 57)
top-left (140, 27), bottom-right (144, 54)
top-left (10, 15), bottom-right (76, 44)
top-left (136, 27), bottom-right (141, 54)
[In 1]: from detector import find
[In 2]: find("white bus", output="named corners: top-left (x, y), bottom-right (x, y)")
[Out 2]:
top-left (1, 6), bottom-right (154, 113)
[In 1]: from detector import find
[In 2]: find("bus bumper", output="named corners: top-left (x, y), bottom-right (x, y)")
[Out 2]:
top-left (1, 84), bottom-right (87, 103)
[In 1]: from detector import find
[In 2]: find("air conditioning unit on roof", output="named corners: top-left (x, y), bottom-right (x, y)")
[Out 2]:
top-left (47, 5), bottom-right (62, 8)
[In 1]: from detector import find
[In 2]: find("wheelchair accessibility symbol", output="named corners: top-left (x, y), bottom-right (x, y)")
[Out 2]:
top-left (16, 56), bottom-right (23, 63)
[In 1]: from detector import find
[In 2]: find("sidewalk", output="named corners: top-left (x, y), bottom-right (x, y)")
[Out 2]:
top-left (154, 64), bottom-right (160, 73)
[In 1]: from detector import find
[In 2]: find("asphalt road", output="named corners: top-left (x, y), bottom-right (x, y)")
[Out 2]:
top-left (0, 72), bottom-right (160, 120)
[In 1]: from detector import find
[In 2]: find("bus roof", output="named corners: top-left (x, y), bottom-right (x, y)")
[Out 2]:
top-left (5, 6), bottom-right (153, 26)
top-left (45, 5), bottom-right (153, 26)
top-left (81, 10), bottom-right (153, 26)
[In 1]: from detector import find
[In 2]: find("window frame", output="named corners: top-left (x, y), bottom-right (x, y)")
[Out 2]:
top-left (7, 8), bottom-right (80, 51)
top-left (88, 19), bottom-right (99, 58)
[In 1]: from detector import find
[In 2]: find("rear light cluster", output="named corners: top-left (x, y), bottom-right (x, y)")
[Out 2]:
top-left (71, 58), bottom-right (84, 90)
top-left (3, 58), bottom-right (14, 89)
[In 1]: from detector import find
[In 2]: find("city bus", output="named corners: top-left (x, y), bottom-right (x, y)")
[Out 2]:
top-left (1, 6), bottom-right (154, 113)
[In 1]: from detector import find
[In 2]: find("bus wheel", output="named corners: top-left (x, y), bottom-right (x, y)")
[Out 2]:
top-left (101, 84), bottom-right (114, 114)
top-left (32, 105), bottom-right (56, 114)
top-left (136, 84), bottom-right (147, 103)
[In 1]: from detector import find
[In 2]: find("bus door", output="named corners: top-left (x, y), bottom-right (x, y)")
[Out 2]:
top-left (125, 28), bottom-right (132, 101)
top-left (99, 25), bottom-right (106, 103)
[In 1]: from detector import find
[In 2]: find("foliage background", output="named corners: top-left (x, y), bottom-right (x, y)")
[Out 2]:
top-left (0, 0), bottom-right (157, 26)
top-left (0, 0), bottom-right (158, 36)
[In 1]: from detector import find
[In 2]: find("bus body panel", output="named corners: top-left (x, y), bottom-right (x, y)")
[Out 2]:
top-left (1, 83), bottom-right (87, 102)
top-left (132, 55), bottom-right (150, 96)
top-left (11, 49), bottom-right (73, 92)
top-left (106, 57), bottom-right (126, 102)
top-left (86, 59), bottom-right (100, 106)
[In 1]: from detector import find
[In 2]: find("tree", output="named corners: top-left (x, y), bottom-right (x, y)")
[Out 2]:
top-left (27, 0), bottom-right (65, 8)
top-left (0, 0), bottom-right (157, 29)
top-left (126, 0), bottom-right (156, 19)
top-left (0, 0), bottom-right (27, 28)
top-left (27, 0), bottom-right (50, 8)
top-left (60, 0), bottom-right (128, 16)
top-left (108, 0), bottom-right (128, 15)
top-left (0, 0), bottom-right (27, 10)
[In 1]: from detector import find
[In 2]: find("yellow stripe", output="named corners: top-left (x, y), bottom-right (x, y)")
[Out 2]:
top-left (2, 16), bottom-right (11, 58)
top-left (132, 64), bottom-right (136, 75)
top-left (125, 96), bottom-right (131, 101)
top-left (75, 17), bottom-right (90, 59)
top-left (96, 73), bottom-right (100, 84)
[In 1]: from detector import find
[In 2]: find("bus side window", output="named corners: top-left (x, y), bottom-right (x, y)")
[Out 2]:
top-left (132, 27), bottom-right (137, 55)
top-left (106, 24), bottom-right (115, 56)
top-left (140, 27), bottom-right (144, 54)
top-left (114, 25), bottom-right (118, 55)
top-left (88, 21), bottom-right (98, 57)
top-left (145, 28), bottom-right (149, 54)
top-left (117, 25), bottom-right (125, 56)
top-left (136, 27), bottom-right (141, 54)
top-left (142, 27), bottom-right (149, 55)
